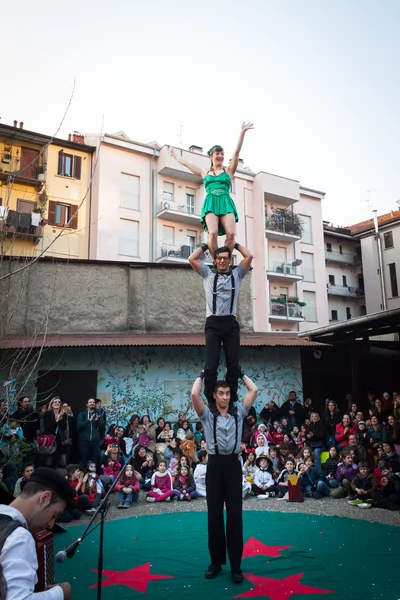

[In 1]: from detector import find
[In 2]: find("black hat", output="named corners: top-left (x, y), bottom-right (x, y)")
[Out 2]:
top-left (256, 455), bottom-right (271, 468)
top-left (29, 467), bottom-right (76, 503)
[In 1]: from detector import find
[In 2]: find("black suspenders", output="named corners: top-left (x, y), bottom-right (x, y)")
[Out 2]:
top-left (212, 412), bottom-right (239, 456)
top-left (212, 273), bottom-right (236, 315)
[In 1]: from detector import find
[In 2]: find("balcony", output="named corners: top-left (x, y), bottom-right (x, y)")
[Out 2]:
top-left (327, 284), bottom-right (365, 298)
top-left (157, 146), bottom-right (206, 184)
top-left (325, 249), bottom-right (361, 265)
top-left (269, 299), bottom-right (305, 322)
top-left (0, 151), bottom-right (45, 188)
top-left (0, 209), bottom-right (43, 239)
top-left (265, 214), bottom-right (302, 242)
top-left (156, 240), bottom-right (213, 265)
top-left (267, 260), bottom-right (303, 283)
top-left (157, 197), bottom-right (201, 226)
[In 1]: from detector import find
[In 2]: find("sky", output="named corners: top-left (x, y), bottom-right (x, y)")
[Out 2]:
top-left (2, 0), bottom-right (399, 226)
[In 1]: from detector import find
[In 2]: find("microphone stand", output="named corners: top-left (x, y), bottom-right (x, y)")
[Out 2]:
top-left (57, 456), bottom-right (135, 600)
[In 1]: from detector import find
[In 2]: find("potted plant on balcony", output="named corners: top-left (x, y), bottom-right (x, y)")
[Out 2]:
top-left (36, 164), bottom-right (46, 182)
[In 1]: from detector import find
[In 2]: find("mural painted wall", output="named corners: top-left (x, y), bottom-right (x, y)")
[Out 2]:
top-left (38, 346), bottom-right (303, 424)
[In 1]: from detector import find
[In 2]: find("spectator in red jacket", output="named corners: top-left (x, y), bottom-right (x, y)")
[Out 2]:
top-left (335, 414), bottom-right (357, 450)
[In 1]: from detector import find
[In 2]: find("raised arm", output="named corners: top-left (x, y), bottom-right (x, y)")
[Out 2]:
top-left (170, 148), bottom-right (205, 178)
top-left (188, 243), bottom-right (209, 273)
top-left (235, 242), bottom-right (253, 270)
top-left (242, 375), bottom-right (258, 412)
top-left (191, 377), bottom-right (206, 417)
top-left (227, 122), bottom-right (254, 176)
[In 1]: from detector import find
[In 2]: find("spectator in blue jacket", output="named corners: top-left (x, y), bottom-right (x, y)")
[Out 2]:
top-left (298, 458), bottom-right (331, 499)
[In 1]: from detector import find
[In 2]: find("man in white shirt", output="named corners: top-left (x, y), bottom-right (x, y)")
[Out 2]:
top-left (0, 467), bottom-right (76, 600)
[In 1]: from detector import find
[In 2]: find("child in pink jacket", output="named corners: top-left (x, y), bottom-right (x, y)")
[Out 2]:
top-left (115, 464), bottom-right (140, 508)
top-left (146, 460), bottom-right (173, 503)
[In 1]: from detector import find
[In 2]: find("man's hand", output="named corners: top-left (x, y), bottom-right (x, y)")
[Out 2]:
top-left (58, 582), bottom-right (72, 600)
top-left (289, 410), bottom-right (295, 415)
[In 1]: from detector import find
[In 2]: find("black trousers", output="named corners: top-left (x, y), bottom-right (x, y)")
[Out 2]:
top-left (204, 316), bottom-right (241, 403)
top-left (206, 454), bottom-right (243, 573)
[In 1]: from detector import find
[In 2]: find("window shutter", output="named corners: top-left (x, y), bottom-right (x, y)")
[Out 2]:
top-left (69, 204), bottom-right (78, 229)
top-left (48, 201), bottom-right (56, 225)
top-left (58, 151), bottom-right (63, 175)
top-left (73, 156), bottom-right (82, 180)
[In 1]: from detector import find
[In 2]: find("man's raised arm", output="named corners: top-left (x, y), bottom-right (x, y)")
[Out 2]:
top-left (242, 375), bottom-right (258, 412)
top-left (191, 377), bottom-right (206, 416)
top-left (235, 242), bottom-right (253, 271)
top-left (188, 243), bottom-right (209, 273)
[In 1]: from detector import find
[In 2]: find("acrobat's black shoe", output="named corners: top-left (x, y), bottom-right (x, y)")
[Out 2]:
top-left (205, 564), bottom-right (222, 579)
top-left (231, 571), bottom-right (244, 584)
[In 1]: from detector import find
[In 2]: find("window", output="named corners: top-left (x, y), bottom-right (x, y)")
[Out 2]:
top-left (326, 243), bottom-right (332, 252)
top-left (162, 225), bottom-right (175, 246)
top-left (186, 192), bottom-right (195, 215)
top-left (301, 252), bottom-right (314, 282)
top-left (57, 151), bottom-right (82, 179)
top-left (48, 200), bottom-right (78, 228)
top-left (339, 245), bottom-right (343, 254)
top-left (303, 291), bottom-right (317, 321)
top-left (329, 275), bottom-right (335, 285)
top-left (119, 219), bottom-right (139, 257)
top-left (186, 230), bottom-right (197, 252)
top-left (342, 275), bottom-right (347, 287)
top-left (384, 231), bottom-right (394, 249)
top-left (346, 307), bottom-right (352, 319)
top-left (120, 174), bottom-right (139, 210)
top-left (163, 182), bottom-right (174, 203)
top-left (300, 215), bottom-right (312, 244)
top-left (17, 199), bottom-right (36, 213)
top-left (331, 310), bottom-right (338, 321)
top-left (388, 263), bottom-right (399, 297)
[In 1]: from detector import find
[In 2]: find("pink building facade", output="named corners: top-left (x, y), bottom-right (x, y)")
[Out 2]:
top-left (85, 132), bottom-right (329, 332)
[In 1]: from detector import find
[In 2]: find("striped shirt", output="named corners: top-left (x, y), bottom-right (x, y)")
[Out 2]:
top-left (198, 263), bottom-right (248, 318)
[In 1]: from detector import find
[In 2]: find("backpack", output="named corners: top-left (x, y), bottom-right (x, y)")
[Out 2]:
top-left (0, 514), bottom-right (23, 554)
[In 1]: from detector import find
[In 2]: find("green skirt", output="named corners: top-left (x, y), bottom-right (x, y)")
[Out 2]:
top-left (200, 193), bottom-right (239, 236)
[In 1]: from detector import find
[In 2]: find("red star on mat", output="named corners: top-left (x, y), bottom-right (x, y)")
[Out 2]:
top-left (90, 562), bottom-right (174, 593)
top-left (234, 572), bottom-right (334, 600)
top-left (242, 537), bottom-right (293, 558)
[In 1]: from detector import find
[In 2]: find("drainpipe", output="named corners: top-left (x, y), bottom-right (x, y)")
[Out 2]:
top-left (373, 210), bottom-right (387, 310)
top-left (150, 148), bottom-right (157, 261)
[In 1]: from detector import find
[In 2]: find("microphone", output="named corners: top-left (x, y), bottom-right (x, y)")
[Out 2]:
top-left (56, 538), bottom-right (82, 563)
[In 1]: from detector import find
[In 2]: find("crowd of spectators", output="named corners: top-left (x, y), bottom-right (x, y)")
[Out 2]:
top-left (1, 389), bottom-right (400, 520)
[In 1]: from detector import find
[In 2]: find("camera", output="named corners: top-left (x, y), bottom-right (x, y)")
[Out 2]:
top-left (111, 443), bottom-right (118, 448)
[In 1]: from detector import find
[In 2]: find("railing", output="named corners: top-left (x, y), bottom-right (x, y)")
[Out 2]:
top-left (0, 151), bottom-right (44, 181)
top-left (325, 249), bottom-right (361, 264)
top-left (157, 240), bottom-right (212, 263)
top-left (158, 199), bottom-right (200, 216)
top-left (327, 284), bottom-right (364, 298)
top-left (0, 209), bottom-right (43, 238)
top-left (265, 214), bottom-right (302, 237)
top-left (267, 260), bottom-right (302, 277)
top-left (270, 300), bottom-right (304, 319)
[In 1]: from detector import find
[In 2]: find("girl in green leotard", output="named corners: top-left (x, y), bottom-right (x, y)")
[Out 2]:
top-left (171, 122), bottom-right (253, 257)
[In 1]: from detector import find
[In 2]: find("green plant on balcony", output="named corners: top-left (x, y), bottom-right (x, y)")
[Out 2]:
top-left (34, 188), bottom-right (48, 216)
top-left (265, 206), bottom-right (303, 236)
top-left (36, 164), bottom-right (46, 175)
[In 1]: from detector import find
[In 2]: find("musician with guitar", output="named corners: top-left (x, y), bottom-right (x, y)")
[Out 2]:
top-left (0, 467), bottom-right (76, 599)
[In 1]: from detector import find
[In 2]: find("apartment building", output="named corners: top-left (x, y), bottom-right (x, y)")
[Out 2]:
top-left (323, 223), bottom-right (365, 323)
top-left (0, 122), bottom-right (95, 259)
top-left (349, 209), bottom-right (400, 314)
top-left (85, 131), bottom-right (329, 332)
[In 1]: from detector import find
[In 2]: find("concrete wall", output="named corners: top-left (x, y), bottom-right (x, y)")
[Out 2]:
top-left (0, 260), bottom-right (253, 336)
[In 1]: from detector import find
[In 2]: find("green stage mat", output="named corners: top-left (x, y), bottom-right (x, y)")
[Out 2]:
top-left (55, 511), bottom-right (400, 600)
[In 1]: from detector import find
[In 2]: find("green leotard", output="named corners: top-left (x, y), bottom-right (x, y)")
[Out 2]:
top-left (200, 170), bottom-right (239, 236)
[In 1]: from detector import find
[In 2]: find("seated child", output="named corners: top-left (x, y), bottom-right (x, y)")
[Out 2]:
top-left (270, 424), bottom-right (284, 447)
top-left (252, 455), bottom-right (276, 498)
top-left (101, 456), bottom-right (121, 491)
top-left (255, 433), bottom-right (269, 457)
top-left (14, 462), bottom-right (34, 497)
top-left (173, 464), bottom-right (197, 501)
top-left (137, 424), bottom-right (151, 449)
top-left (167, 448), bottom-right (181, 479)
top-left (298, 425), bottom-right (307, 448)
top-left (115, 463), bottom-right (140, 508)
top-left (66, 464), bottom-right (96, 514)
top-left (147, 460), bottom-right (173, 503)
top-left (280, 417), bottom-right (291, 435)
top-left (331, 453), bottom-right (358, 498)
top-left (194, 421), bottom-right (204, 450)
top-left (268, 446), bottom-right (281, 477)
top-left (370, 462), bottom-right (400, 511)
top-left (178, 454), bottom-right (192, 475)
top-left (298, 459), bottom-right (331, 498)
top-left (141, 452), bottom-right (156, 491)
top-left (357, 421), bottom-right (368, 447)
top-left (290, 426), bottom-right (301, 447)
top-left (86, 461), bottom-right (104, 508)
top-left (179, 432), bottom-right (197, 466)
top-left (253, 423), bottom-right (268, 447)
top-left (193, 450), bottom-right (208, 497)
top-left (276, 458), bottom-right (297, 497)
top-left (164, 437), bottom-right (179, 465)
top-left (374, 457), bottom-right (387, 490)
top-left (322, 446), bottom-right (339, 488)
top-left (242, 450), bottom-right (257, 484)
top-left (348, 462), bottom-right (375, 503)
